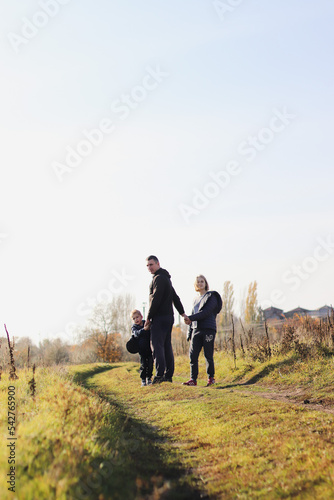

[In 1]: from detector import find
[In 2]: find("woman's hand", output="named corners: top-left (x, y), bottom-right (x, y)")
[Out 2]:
top-left (183, 315), bottom-right (191, 325)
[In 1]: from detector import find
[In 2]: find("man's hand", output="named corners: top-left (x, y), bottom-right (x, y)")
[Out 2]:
top-left (144, 319), bottom-right (151, 330)
top-left (183, 315), bottom-right (191, 325)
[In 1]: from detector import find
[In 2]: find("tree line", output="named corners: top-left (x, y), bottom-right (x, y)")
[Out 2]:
top-left (1, 282), bottom-right (261, 368)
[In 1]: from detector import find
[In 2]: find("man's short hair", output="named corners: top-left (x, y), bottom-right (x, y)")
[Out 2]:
top-left (146, 255), bottom-right (159, 263)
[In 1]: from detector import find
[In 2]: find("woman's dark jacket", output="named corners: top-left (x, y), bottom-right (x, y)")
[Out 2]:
top-left (187, 291), bottom-right (222, 339)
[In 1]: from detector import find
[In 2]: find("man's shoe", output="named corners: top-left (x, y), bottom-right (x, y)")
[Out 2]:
top-left (182, 379), bottom-right (197, 386)
top-left (163, 377), bottom-right (173, 383)
top-left (152, 376), bottom-right (164, 384)
top-left (141, 379), bottom-right (147, 387)
top-left (147, 378), bottom-right (152, 385)
top-left (206, 377), bottom-right (215, 386)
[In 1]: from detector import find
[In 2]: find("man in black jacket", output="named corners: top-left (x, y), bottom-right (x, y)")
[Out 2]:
top-left (145, 255), bottom-right (187, 383)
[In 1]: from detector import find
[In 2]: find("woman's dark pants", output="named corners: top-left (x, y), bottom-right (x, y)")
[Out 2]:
top-left (189, 329), bottom-right (216, 380)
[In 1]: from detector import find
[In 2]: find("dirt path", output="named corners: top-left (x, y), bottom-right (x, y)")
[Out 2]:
top-left (233, 385), bottom-right (334, 414)
top-left (86, 366), bottom-right (334, 499)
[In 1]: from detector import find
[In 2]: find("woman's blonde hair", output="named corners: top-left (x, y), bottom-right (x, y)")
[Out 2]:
top-left (194, 275), bottom-right (209, 292)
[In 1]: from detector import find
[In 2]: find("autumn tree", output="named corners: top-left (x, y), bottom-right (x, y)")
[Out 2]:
top-left (70, 336), bottom-right (99, 364)
top-left (86, 294), bottom-right (135, 338)
top-left (14, 337), bottom-right (39, 368)
top-left (244, 281), bottom-right (261, 324)
top-left (80, 294), bottom-right (135, 362)
top-left (0, 336), bottom-right (9, 373)
top-left (96, 331), bottom-right (122, 362)
top-left (172, 324), bottom-right (188, 356)
top-left (221, 281), bottom-right (234, 326)
top-left (38, 338), bottom-right (70, 365)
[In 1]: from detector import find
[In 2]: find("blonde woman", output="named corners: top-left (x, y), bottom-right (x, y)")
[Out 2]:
top-left (183, 275), bottom-right (222, 386)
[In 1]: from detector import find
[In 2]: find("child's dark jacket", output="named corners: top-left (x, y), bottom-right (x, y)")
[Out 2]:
top-left (131, 321), bottom-right (147, 338)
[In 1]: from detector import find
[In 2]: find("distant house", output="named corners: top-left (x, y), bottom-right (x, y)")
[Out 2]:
top-left (308, 305), bottom-right (333, 318)
top-left (262, 305), bottom-right (333, 322)
top-left (284, 307), bottom-right (310, 319)
top-left (263, 307), bottom-right (285, 322)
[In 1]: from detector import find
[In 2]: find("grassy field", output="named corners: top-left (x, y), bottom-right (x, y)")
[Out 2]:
top-left (1, 351), bottom-right (334, 499)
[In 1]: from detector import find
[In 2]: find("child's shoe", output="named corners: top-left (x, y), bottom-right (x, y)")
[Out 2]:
top-left (146, 378), bottom-right (152, 385)
top-left (141, 379), bottom-right (147, 387)
top-left (206, 377), bottom-right (215, 386)
top-left (182, 379), bottom-right (197, 386)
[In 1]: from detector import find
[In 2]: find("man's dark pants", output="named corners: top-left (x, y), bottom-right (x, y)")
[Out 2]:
top-left (150, 314), bottom-right (174, 378)
top-left (189, 329), bottom-right (216, 380)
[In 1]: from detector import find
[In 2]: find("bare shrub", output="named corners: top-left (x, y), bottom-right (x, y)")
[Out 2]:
top-left (277, 314), bottom-right (334, 359)
top-left (248, 336), bottom-right (272, 363)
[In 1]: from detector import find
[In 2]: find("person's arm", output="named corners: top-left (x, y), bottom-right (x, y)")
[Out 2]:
top-left (172, 287), bottom-right (185, 316)
top-left (131, 325), bottom-right (143, 338)
top-left (146, 275), bottom-right (166, 320)
top-left (131, 325), bottom-right (139, 337)
top-left (185, 303), bottom-right (195, 340)
top-left (188, 295), bottom-right (218, 322)
top-left (131, 325), bottom-right (150, 337)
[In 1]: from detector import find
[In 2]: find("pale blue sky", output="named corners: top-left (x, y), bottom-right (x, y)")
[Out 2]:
top-left (1, 1), bottom-right (333, 344)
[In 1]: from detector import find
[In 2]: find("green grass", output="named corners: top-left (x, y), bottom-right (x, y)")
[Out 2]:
top-left (1, 351), bottom-right (334, 499)
top-left (173, 350), bottom-right (334, 403)
top-left (91, 355), bottom-right (334, 499)
top-left (211, 350), bottom-right (334, 405)
top-left (1, 365), bottom-right (122, 500)
top-left (0, 364), bottom-right (204, 500)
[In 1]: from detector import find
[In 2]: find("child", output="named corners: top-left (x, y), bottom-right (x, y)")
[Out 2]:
top-left (131, 309), bottom-right (154, 387)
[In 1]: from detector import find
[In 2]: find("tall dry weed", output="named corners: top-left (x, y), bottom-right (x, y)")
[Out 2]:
top-left (4, 324), bottom-right (19, 380)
